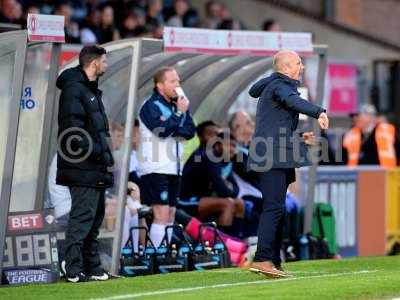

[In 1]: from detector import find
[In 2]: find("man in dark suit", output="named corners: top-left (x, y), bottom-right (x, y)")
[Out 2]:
top-left (247, 50), bottom-right (329, 277)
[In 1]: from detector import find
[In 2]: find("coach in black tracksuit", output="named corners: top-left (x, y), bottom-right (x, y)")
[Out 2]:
top-left (56, 45), bottom-right (113, 282)
top-left (247, 50), bottom-right (329, 278)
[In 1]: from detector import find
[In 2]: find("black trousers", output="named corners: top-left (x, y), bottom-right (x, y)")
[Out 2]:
top-left (254, 168), bottom-right (295, 266)
top-left (64, 186), bottom-right (105, 276)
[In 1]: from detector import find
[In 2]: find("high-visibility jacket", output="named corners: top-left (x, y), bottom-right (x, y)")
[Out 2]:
top-left (343, 123), bottom-right (397, 168)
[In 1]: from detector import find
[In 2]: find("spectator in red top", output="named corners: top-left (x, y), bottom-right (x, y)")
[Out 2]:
top-left (0, 0), bottom-right (19, 23)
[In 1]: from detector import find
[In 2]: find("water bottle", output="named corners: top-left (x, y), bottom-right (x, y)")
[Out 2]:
top-left (171, 244), bottom-right (178, 258)
top-left (213, 242), bottom-right (225, 254)
top-left (299, 235), bottom-right (309, 260)
top-left (138, 245), bottom-right (144, 256)
top-left (179, 245), bottom-right (190, 257)
top-left (204, 241), bottom-right (213, 254)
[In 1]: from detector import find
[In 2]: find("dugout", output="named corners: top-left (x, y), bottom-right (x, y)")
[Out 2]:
top-left (0, 27), bottom-right (328, 279)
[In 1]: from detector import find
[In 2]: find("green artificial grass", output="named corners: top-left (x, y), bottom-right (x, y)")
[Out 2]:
top-left (1, 256), bottom-right (400, 300)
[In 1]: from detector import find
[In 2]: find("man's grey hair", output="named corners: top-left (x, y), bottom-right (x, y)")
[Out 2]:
top-left (359, 103), bottom-right (377, 116)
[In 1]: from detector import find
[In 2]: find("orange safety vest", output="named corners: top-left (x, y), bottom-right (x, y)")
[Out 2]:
top-left (343, 123), bottom-right (397, 168)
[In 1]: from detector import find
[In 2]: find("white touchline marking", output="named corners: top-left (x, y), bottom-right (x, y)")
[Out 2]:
top-left (89, 270), bottom-right (378, 300)
top-left (212, 269), bottom-right (329, 275)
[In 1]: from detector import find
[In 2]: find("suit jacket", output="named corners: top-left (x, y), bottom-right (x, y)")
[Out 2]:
top-left (247, 72), bottom-right (325, 171)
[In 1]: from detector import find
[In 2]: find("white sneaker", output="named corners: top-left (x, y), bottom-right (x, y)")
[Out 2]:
top-left (67, 272), bottom-right (88, 283)
top-left (90, 272), bottom-right (109, 281)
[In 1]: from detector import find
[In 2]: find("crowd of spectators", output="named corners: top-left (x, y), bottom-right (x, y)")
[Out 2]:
top-left (0, 0), bottom-right (281, 44)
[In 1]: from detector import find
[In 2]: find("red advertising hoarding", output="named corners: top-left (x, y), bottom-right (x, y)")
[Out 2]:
top-left (327, 63), bottom-right (358, 115)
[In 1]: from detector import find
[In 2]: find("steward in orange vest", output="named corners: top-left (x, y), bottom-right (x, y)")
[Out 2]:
top-left (342, 105), bottom-right (399, 167)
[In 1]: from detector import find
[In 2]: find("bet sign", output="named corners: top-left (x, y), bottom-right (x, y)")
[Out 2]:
top-left (2, 210), bottom-right (59, 285)
top-left (8, 213), bottom-right (43, 231)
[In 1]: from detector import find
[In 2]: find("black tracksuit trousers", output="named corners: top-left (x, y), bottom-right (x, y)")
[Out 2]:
top-left (64, 186), bottom-right (105, 276)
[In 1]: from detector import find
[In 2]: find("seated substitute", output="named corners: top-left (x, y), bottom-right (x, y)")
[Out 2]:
top-left (180, 130), bottom-right (245, 236)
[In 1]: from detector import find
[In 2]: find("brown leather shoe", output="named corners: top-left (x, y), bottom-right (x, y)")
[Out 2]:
top-left (249, 261), bottom-right (289, 278)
